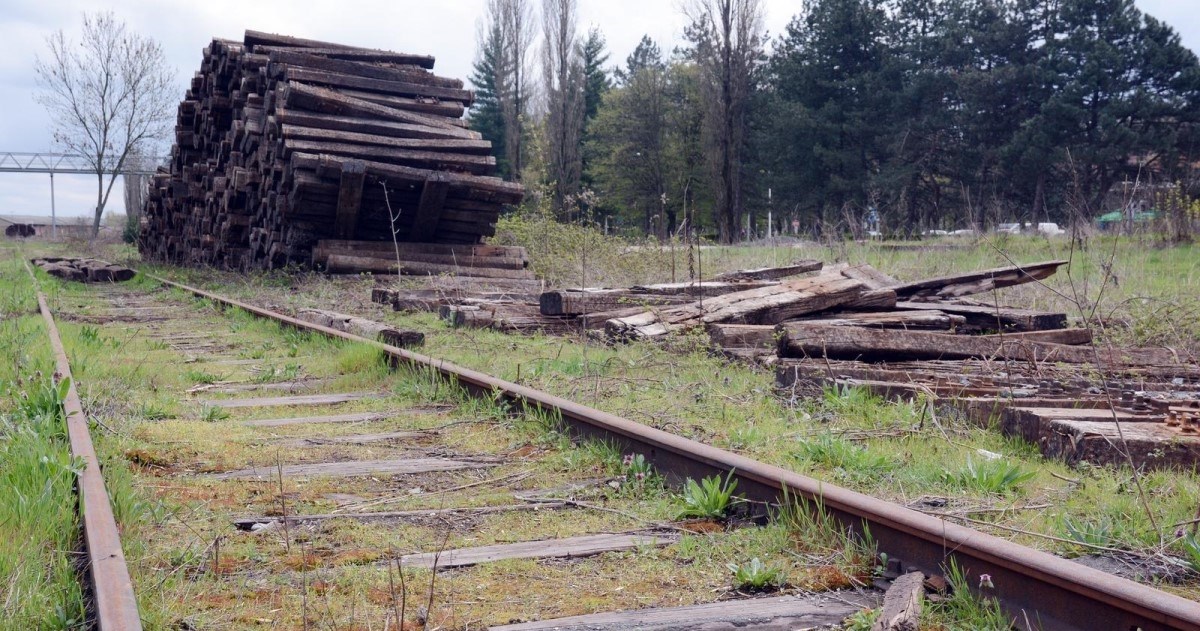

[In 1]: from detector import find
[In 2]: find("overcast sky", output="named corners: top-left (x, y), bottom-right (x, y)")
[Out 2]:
top-left (1, 0), bottom-right (1195, 220)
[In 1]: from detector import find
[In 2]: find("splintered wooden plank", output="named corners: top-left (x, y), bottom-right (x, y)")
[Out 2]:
top-left (202, 392), bottom-right (383, 409)
top-left (400, 532), bottom-right (679, 570)
top-left (244, 412), bottom-right (388, 427)
top-left (776, 323), bottom-right (1179, 366)
top-left (232, 502), bottom-right (567, 529)
top-left (189, 380), bottom-right (328, 395)
top-left (409, 172), bottom-right (451, 242)
top-left (713, 260), bottom-right (822, 281)
top-left (490, 591), bottom-right (878, 630)
top-left (1000, 406), bottom-right (1151, 448)
top-left (894, 301), bottom-right (1067, 332)
top-left (894, 260), bottom-right (1067, 300)
top-left (211, 457), bottom-right (491, 480)
top-left (273, 431), bottom-right (424, 447)
top-left (1039, 418), bottom-right (1200, 470)
top-left (607, 272), bottom-right (870, 340)
top-left (333, 159), bottom-right (367, 239)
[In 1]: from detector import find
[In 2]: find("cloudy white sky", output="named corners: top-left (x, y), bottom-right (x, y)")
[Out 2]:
top-left (1, 0), bottom-right (1195, 220)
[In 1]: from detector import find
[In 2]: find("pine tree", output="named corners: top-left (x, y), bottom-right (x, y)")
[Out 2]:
top-left (469, 23), bottom-right (511, 179)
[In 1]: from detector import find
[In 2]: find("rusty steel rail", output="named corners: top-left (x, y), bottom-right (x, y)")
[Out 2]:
top-left (151, 274), bottom-right (1200, 631)
top-left (34, 290), bottom-right (142, 630)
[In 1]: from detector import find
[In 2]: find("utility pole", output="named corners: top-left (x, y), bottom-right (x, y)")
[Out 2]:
top-left (49, 172), bottom-right (57, 238)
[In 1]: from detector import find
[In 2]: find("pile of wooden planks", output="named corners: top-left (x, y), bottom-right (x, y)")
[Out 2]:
top-left (30, 257), bottom-right (136, 283)
top-left (139, 30), bottom-right (522, 272)
top-left (776, 355), bottom-right (1200, 470)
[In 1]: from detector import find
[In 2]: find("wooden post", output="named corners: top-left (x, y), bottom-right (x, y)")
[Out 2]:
top-left (409, 172), bottom-right (450, 242)
top-left (333, 160), bottom-right (366, 239)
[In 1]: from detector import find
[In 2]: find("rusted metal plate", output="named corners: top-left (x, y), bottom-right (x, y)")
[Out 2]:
top-left (151, 275), bottom-right (1200, 631)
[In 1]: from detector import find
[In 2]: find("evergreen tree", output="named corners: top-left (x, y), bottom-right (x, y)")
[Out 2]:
top-left (469, 23), bottom-right (511, 179)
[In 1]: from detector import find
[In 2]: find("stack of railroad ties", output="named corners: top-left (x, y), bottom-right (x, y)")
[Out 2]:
top-left (139, 30), bottom-right (528, 277)
top-left (373, 258), bottom-right (1200, 471)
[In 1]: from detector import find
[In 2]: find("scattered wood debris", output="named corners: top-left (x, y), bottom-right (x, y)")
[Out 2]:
top-left (30, 257), bottom-right (136, 283)
top-left (295, 307), bottom-right (424, 347)
top-left (361, 255), bottom-right (1200, 470)
top-left (872, 572), bottom-right (924, 631)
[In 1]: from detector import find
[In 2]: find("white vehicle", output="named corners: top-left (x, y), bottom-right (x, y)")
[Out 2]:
top-left (1037, 222), bottom-right (1065, 236)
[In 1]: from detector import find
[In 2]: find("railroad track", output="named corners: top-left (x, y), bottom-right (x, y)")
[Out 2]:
top-left (28, 267), bottom-right (1200, 630)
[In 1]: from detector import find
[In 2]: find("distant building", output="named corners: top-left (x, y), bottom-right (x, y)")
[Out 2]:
top-left (0, 214), bottom-right (93, 238)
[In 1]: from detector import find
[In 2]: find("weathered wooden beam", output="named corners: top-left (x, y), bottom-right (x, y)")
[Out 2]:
top-left (873, 572), bottom-right (924, 631)
top-left (776, 323), bottom-right (1180, 366)
top-left (539, 289), bottom-right (695, 316)
top-left (211, 457), bottom-right (492, 480)
top-left (804, 310), bottom-right (965, 330)
top-left (713, 260), bottom-right (822, 281)
top-left (607, 272), bottom-right (871, 340)
top-left (492, 591), bottom-right (878, 631)
top-left (894, 301), bottom-right (1067, 332)
top-left (894, 260), bottom-right (1067, 300)
top-left (409, 172), bottom-right (451, 242)
top-left (333, 159), bottom-right (366, 239)
top-left (296, 308), bottom-right (424, 347)
top-left (282, 67), bottom-right (473, 103)
top-left (400, 532), bottom-right (677, 569)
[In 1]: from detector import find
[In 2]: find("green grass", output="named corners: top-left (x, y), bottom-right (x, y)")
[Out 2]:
top-left (0, 251), bottom-right (86, 630)
top-left (727, 557), bottom-right (786, 591)
top-left (922, 559), bottom-right (1014, 630)
top-left (677, 472), bottom-right (741, 520)
top-left (941, 457), bottom-right (1038, 495)
top-left (121, 239), bottom-right (1200, 593)
top-left (43, 234), bottom-right (1200, 616)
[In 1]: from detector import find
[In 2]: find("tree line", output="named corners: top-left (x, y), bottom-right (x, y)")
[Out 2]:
top-left (475, 0), bottom-right (1200, 242)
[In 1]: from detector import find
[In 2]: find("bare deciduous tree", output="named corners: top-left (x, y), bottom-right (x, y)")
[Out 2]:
top-left (485, 0), bottom-right (535, 183)
top-left (684, 0), bottom-right (765, 243)
top-left (542, 0), bottom-right (585, 218)
top-left (34, 12), bottom-right (175, 239)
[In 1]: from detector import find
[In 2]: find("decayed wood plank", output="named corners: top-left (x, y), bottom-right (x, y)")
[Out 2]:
top-left (996, 328), bottom-right (1092, 345)
top-left (211, 457), bottom-right (492, 480)
top-left (245, 412), bottom-right (389, 427)
top-left (275, 108), bottom-right (478, 141)
top-left (893, 260), bottom-right (1067, 300)
top-left (409, 172), bottom-right (451, 242)
top-left (189, 380), bottom-right (329, 395)
top-left (333, 160), bottom-right (366, 239)
top-left (776, 323), bottom-right (1182, 366)
top-left (713, 260), bottom-right (822, 281)
top-left (840, 263), bottom-right (900, 289)
top-left (400, 532), bottom-right (678, 570)
top-left (607, 272), bottom-right (870, 340)
top-left (1000, 406), bottom-right (1151, 446)
top-left (539, 289), bottom-right (695, 316)
top-left (245, 31), bottom-right (436, 68)
top-left (706, 323), bottom-right (777, 349)
top-left (804, 310), bottom-right (965, 330)
top-left (491, 591), bottom-right (879, 631)
top-left (296, 308), bottom-right (424, 347)
top-left (1039, 418), bottom-right (1200, 470)
top-left (872, 572), bottom-right (924, 631)
top-left (232, 502), bottom-right (567, 529)
top-left (202, 392), bottom-right (384, 409)
top-left (323, 253), bottom-right (534, 279)
top-left (627, 280), bottom-right (780, 296)
top-left (893, 301), bottom-right (1067, 332)
top-left (272, 431), bottom-right (425, 447)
